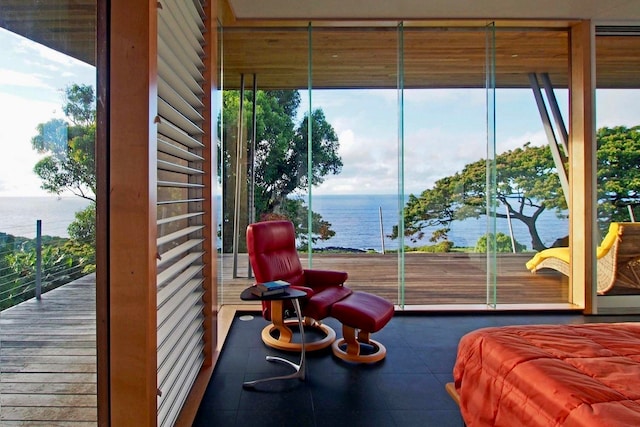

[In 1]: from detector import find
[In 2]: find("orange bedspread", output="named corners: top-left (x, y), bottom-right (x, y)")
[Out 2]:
top-left (453, 323), bottom-right (640, 426)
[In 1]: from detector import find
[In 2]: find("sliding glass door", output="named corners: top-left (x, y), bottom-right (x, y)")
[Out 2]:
top-left (218, 22), bottom-right (573, 308)
top-left (309, 25), bottom-right (400, 304)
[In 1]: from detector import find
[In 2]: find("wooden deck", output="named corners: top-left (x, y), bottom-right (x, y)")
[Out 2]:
top-left (219, 252), bottom-right (569, 306)
top-left (0, 274), bottom-right (97, 426)
top-left (0, 252), bottom-right (569, 425)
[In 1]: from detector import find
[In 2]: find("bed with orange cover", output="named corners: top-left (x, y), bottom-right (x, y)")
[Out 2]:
top-left (452, 323), bottom-right (640, 426)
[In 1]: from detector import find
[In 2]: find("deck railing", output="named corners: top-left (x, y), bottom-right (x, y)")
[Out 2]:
top-left (0, 220), bottom-right (95, 311)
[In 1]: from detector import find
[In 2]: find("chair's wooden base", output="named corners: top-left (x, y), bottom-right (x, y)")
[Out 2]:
top-left (261, 318), bottom-right (335, 351)
top-left (331, 326), bottom-right (387, 363)
top-left (261, 298), bottom-right (335, 351)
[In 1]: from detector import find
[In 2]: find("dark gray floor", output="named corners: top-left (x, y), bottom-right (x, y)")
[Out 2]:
top-left (194, 311), bottom-right (640, 427)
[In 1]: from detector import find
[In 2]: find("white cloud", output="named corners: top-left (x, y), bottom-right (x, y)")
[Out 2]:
top-left (316, 126), bottom-right (398, 195)
top-left (596, 89), bottom-right (640, 128)
top-left (0, 93), bottom-right (64, 196)
top-left (498, 129), bottom-right (547, 152)
top-left (0, 69), bottom-right (50, 88)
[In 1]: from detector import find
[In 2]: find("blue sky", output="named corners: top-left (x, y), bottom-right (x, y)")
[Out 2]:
top-left (305, 88), bottom-right (556, 195)
top-left (305, 86), bottom-right (640, 196)
top-left (2, 26), bottom-right (639, 198)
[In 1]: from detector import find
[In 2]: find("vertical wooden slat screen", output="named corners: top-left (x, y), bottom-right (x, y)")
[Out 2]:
top-left (156, 0), bottom-right (208, 425)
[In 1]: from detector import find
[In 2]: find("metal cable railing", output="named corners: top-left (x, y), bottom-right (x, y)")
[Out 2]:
top-left (0, 219), bottom-right (95, 311)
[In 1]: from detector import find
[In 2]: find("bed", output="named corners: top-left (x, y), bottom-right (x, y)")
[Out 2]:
top-left (451, 323), bottom-right (640, 426)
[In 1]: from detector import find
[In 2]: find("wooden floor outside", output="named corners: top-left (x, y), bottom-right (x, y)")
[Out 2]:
top-left (0, 253), bottom-right (568, 425)
top-left (0, 273), bottom-right (97, 426)
top-left (219, 252), bottom-right (569, 306)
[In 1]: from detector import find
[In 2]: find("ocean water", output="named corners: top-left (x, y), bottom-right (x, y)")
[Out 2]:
top-left (310, 194), bottom-right (568, 252)
top-left (0, 195), bottom-right (568, 250)
top-left (0, 197), bottom-right (92, 238)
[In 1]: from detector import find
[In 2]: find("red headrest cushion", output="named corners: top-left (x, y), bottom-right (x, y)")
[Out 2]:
top-left (246, 220), bottom-right (305, 286)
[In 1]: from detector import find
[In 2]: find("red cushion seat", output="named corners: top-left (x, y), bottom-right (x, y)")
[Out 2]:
top-left (330, 291), bottom-right (394, 333)
top-left (304, 285), bottom-right (353, 321)
top-left (330, 291), bottom-right (394, 363)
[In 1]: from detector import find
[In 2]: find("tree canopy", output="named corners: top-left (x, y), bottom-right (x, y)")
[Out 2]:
top-left (393, 125), bottom-right (640, 252)
top-left (30, 84), bottom-right (97, 248)
top-left (596, 125), bottom-right (640, 228)
top-left (31, 84), bottom-right (96, 202)
top-left (392, 142), bottom-right (564, 251)
top-left (220, 90), bottom-right (342, 250)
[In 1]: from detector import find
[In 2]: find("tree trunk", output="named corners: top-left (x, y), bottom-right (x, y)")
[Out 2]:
top-left (522, 216), bottom-right (547, 251)
top-left (503, 202), bottom-right (548, 251)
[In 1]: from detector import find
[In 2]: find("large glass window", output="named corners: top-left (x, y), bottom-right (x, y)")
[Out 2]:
top-left (402, 27), bottom-right (489, 305)
top-left (0, 12), bottom-right (96, 424)
top-left (218, 27), bottom-right (310, 301)
top-left (492, 28), bottom-right (570, 304)
top-left (218, 22), bottom-right (575, 308)
top-left (310, 26), bottom-right (400, 304)
top-left (595, 31), bottom-right (640, 300)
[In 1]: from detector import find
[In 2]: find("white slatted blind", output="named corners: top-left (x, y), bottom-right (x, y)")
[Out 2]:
top-left (156, 0), bottom-right (207, 425)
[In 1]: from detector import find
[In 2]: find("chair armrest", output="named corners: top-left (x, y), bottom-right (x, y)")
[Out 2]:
top-left (303, 269), bottom-right (348, 287)
top-left (291, 285), bottom-right (315, 298)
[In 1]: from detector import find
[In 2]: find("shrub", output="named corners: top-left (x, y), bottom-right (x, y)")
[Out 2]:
top-left (407, 240), bottom-right (454, 253)
top-left (475, 232), bottom-right (526, 253)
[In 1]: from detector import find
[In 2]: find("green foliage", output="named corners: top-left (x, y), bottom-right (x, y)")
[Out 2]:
top-left (1, 234), bottom-right (95, 310)
top-left (475, 233), bottom-right (526, 253)
top-left (395, 126), bottom-right (640, 252)
top-left (407, 241), bottom-right (454, 253)
top-left (31, 84), bottom-right (96, 202)
top-left (596, 125), bottom-right (640, 232)
top-left (68, 203), bottom-right (96, 246)
top-left (219, 90), bottom-right (343, 250)
top-left (392, 142), bottom-right (565, 251)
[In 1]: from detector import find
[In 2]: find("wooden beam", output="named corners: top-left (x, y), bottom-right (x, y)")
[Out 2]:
top-left (569, 20), bottom-right (596, 312)
top-left (109, 0), bottom-right (158, 425)
top-left (95, 0), bottom-right (109, 425)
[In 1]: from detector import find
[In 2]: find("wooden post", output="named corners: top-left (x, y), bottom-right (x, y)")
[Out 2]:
top-left (109, 0), bottom-right (158, 424)
top-left (569, 20), bottom-right (596, 312)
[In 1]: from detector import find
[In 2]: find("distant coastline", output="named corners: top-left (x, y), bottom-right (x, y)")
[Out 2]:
top-left (0, 195), bottom-right (568, 251)
top-left (306, 194), bottom-right (567, 252)
top-left (0, 196), bottom-right (92, 239)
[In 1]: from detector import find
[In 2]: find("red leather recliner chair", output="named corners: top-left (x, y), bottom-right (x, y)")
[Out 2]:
top-left (246, 220), bottom-right (352, 351)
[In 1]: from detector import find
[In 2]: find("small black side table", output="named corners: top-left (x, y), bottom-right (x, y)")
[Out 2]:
top-left (240, 286), bottom-right (307, 388)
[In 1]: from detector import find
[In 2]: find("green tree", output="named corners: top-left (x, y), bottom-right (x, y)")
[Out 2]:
top-left (220, 90), bottom-right (342, 251)
top-left (596, 125), bottom-right (640, 230)
top-left (68, 205), bottom-right (96, 246)
top-left (475, 232), bottom-right (526, 253)
top-left (29, 84), bottom-right (96, 274)
top-left (394, 125), bottom-right (640, 251)
top-left (392, 142), bottom-right (565, 251)
top-left (31, 84), bottom-right (96, 202)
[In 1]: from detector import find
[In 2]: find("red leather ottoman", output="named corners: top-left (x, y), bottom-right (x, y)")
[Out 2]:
top-left (330, 291), bottom-right (394, 363)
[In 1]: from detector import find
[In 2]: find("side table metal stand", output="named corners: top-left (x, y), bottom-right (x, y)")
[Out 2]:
top-left (240, 287), bottom-right (307, 388)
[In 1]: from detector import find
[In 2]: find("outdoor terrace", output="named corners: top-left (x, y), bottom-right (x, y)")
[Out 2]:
top-left (220, 252), bottom-right (570, 307)
top-left (0, 273), bottom-right (97, 425)
top-left (0, 252), bottom-right (569, 425)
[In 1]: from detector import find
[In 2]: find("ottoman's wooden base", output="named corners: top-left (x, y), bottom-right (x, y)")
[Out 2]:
top-left (331, 325), bottom-right (387, 363)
